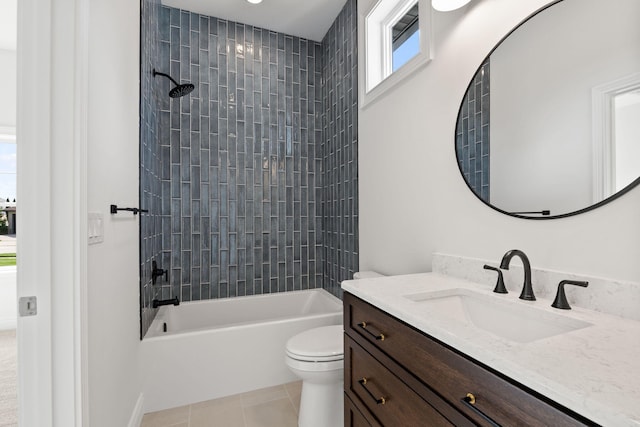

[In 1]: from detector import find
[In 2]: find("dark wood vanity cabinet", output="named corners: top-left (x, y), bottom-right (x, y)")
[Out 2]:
top-left (343, 292), bottom-right (596, 427)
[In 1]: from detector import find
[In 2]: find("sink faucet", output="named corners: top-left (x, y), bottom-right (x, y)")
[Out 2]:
top-left (499, 249), bottom-right (536, 301)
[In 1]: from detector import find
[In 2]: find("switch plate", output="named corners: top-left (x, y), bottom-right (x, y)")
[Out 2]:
top-left (88, 212), bottom-right (104, 244)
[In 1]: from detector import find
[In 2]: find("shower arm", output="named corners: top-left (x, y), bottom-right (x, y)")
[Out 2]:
top-left (152, 69), bottom-right (179, 86)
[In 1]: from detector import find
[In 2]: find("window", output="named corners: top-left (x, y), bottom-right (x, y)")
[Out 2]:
top-left (392, 4), bottom-right (420, 71)
top-left (0, 129), bottom-right (16, 204)
top-left (362, 0), bottom-right (432, 106)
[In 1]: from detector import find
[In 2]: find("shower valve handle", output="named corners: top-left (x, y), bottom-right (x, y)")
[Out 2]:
top-left (152, 260), bottom-right (168, 284)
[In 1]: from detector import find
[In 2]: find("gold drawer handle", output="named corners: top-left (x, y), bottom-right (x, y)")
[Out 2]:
top-left (359, 378), bottom-right (386, 405)
top-left (461, 393), bottom-right (501, 427)
top-left (358, 321), bottom-right (385, 341)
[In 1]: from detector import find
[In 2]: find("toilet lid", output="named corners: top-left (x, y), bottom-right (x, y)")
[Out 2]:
top-left (286, 325), bottom-right (344, 362)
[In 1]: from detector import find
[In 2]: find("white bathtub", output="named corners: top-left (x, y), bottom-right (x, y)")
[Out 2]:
top-left (140, 289), bottom-right (343, 413)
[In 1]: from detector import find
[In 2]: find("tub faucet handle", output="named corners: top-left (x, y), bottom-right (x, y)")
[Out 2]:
top-left (152, 260), bottom-right (168, 285)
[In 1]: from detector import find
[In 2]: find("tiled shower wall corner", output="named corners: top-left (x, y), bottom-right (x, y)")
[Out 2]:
top-left (155, 7), bottom-right (325, 304)
top-left (140, 0), bottom-right (163, 337)
top-left (456, 59), bottom-right (490, 202)
top-left (321, 0), bottom-right (358, 298)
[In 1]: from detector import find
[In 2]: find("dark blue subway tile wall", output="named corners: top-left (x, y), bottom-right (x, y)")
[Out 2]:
top-left (140, 1), bottom-right (358, 335)
top-left (456, 59), bottom-right (490, 202)
top-left (140, 0), bottom-right (164, 338)
top-left (154, 7), bottom-right (325, 304)
top-left (321, 0), bottom-right (358, 298)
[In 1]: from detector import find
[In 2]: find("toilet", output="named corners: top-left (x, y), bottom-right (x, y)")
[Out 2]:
top-left (285, 271), bottom-right (383, 427)
top-left (285, 325), bottom-right (344, 427)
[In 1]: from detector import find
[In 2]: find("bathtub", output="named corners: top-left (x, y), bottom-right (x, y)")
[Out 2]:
top-left (140, 289), bottom-right (343, 413)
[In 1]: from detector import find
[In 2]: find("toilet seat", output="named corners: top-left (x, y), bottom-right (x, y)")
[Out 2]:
top-left (285, 325), bottom-right (344, 363)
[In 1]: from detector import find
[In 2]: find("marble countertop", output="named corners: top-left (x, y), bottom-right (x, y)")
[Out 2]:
top-left (342, 273), bottom-right (640, 427)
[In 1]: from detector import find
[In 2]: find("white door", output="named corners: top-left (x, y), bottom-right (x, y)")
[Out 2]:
top-left (17, 0), bottom-right (88, 425)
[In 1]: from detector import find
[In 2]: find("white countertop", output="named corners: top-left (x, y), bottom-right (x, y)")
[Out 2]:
top-left (342, 273), bottom-right (640, 427)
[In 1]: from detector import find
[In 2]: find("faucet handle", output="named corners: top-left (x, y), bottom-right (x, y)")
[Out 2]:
top-left (483, 265), bottom-right (507, 294)
top-left (551, 280), bottom-right (589, 310)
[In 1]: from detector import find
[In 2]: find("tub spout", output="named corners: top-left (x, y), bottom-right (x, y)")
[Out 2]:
top-left (152, 297), bottom-right (180, 308)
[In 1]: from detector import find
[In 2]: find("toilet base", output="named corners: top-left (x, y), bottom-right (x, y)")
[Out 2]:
top-left (298, 380), bottom-right (344, 427)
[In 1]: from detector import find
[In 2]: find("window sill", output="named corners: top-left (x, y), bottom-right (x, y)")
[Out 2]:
top-left (360, 51), bottom-right (431, 110)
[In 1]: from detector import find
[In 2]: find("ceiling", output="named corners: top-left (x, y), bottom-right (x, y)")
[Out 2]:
top-left (0, 0), bottom-right (17, 51)
top-left (161, 0), bottom-right (347, 42)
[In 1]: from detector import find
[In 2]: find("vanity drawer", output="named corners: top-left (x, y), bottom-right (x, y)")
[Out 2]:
top-left (345, 394), bottom-right (378, 427)
top-left (345, 335), bottom-right (454, 427)
top-left (344, 292), bottom-right (595, 427)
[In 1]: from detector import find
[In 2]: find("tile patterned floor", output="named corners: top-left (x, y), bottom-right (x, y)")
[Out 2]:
top-left (141, 382), bottom-right (302, 427)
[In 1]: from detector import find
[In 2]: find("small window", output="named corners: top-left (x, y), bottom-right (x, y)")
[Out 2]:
top-left (362, 0), bottom-right (432, 106)
top-left (392, 4), bottom-right (420, 71)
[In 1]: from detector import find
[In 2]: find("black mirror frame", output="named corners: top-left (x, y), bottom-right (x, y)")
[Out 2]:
top-left (454, 0), bottom-right (640, 220)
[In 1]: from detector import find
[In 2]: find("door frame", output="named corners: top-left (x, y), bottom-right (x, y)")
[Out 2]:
top-left (16, 0), bottom-right (89, 424)
top-left (592, 72), bottom-right (640, 202)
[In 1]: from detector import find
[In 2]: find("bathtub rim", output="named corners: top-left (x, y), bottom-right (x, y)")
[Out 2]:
top-left (143, 288), bottom-right (343, 341)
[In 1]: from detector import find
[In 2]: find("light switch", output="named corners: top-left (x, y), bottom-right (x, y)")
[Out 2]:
top-left (88, 212), bottom-right (104, 244)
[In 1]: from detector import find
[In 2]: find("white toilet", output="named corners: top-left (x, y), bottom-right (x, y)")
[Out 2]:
top-left (285, 272), bottom-right (383, 427)
top-left (285, 324), bottom-right (344, 427)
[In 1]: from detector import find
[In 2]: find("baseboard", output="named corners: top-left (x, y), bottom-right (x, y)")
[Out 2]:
top-left (128, 393), bottom-right (145, 427)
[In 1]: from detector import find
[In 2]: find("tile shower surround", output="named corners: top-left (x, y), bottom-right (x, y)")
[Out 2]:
top-left (322, 0), bottom-right (359, 298)
top-left (456, 59), bottom-right (490, 202)
top-left (140, 0), bottom-right (358, 336)
top-left (140, 0), bottom-right (165, 336)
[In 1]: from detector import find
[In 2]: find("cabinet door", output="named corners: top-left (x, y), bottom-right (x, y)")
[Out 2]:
top-left (345, 394), bottom-right (375, 427)
top-left (345, 336), bottom-right (454, 427)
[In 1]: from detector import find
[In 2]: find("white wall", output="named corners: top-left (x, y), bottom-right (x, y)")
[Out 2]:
top-left (86, 0), bottom-right (142, 425)
top-left (490, 0), bottom-right (640, 215)
top-left (0, 49), bottom-right (16, 128)
top-left (358, 0), bottom-right (640, 284)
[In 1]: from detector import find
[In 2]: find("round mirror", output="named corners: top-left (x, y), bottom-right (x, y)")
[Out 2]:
top-left (455, 0), bottom-right (640, 219)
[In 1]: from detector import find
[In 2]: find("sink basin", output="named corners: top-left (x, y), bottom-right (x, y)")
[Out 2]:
top-left (404, 288), bottom-right (592, 343)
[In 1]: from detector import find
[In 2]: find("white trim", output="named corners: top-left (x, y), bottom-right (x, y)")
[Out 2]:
top-left (592, 72), bottom-right (640, 202)
top-left (17, 0), bottom-right (89, 424)
top-left (17, 0), bottom-right (54, 423)
top-left (74, 0), bottom-right (90, 423)
top-left (127, 393), bottom-right (145, 427)
top-left (361, 0), bottom-right (432, 109)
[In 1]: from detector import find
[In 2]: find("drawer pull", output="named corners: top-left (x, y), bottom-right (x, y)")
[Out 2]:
top-left (461, 393), bottom-right (501, 427)
top-left (358, 321), bottom-right (385, 341)
top-left (359, 378), bottom-right (387, 405)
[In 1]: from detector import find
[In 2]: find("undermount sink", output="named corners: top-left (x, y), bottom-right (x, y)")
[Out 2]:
top-left (404, 288), bottom-right (592, 343)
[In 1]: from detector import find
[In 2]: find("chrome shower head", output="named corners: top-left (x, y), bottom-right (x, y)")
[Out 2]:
top-left (152, 69), bottom-right (195, 98)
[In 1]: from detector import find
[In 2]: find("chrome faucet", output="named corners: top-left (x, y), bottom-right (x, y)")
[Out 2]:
top-left (499, 249), bottom-right (536, 301)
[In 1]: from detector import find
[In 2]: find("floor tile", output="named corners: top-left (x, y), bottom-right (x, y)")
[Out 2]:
top-left (243, 397), bottom-right (298, 427)
top-left (192, 394), bottom-right (242, 411)
top-left (240, 384), bottom-right (288, 407)
top-left (284, 381), bottom-right (302, 414)
top-left (141, 404), bottom-right (190, 427)
top-left (190, 396), bottom-right (245, 427)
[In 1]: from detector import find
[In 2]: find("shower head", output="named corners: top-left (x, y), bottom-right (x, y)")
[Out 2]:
top-left (152, 69), bottom-right (195, 98)
top-left (169, 83), bottom-right (195, 98)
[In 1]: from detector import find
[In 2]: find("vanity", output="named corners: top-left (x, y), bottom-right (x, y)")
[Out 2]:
top-left (341, 273), bottom-right (640, 426)
top-left (342, 0), bottom-right (640, 422)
